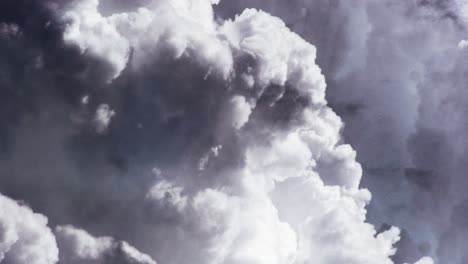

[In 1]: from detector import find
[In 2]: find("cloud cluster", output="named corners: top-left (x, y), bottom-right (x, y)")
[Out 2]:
top-left (0, 0), bottom-right (439, 263)
top-left (215, 0), bottom-right (468, 263)
top-left (0, 194), bottom-right (157, 264)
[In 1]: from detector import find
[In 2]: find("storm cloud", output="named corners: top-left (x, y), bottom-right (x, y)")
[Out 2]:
top-left (0, 0), bottom-right (464, 264)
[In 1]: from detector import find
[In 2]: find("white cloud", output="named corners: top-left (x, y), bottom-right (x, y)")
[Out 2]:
top-left (0, 193), bottom-right (58, 264)
top-left (63, 0), bottom-right (131, 79)
top-left (458, 39), bottom-right (468, 49)
top-left (55, 225), bottom-right (156, 264)
top-left (227, 95), bottom-right (251, 130)
top-left (221, 9), bottom-right (326, 104)
top-left (62, 0), bottom-right (233, 80)
top-left (94, 103), bottom-right (115, 134)
top-left (145, 184), bottom-right (298, 264)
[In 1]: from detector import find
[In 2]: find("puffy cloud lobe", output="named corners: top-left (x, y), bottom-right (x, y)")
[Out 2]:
top-left (62, 0), bottom-right (233, 79)
top-left (269, 168), bottom-right (398, 264)
top-left (221, 9), bottom-right (327, 104)
top-left (0, 192), bottom-right (155, 264)
top-left (63, 0), bottom-right (131, 79)
top-left (0, 193), bottom-right (58, 264)
top-left (226, 95), bottom-right (251, 130)
top-left (315, 144), bottom-right (362, 189)
top-left (94, 103), bottom-right (115, 133)
top-left (145, 185), bottom-right (297, 264)
top-left (55, 225), bottom-right (156, 264)
top-left (146, 180), bottom-right (188, 212)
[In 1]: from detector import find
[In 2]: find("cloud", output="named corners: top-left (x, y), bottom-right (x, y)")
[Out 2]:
top-left (0, 193), bottom-right (58, 264)
top-left (0, 0), bottom-right (435, 264)
top-left (0, 192), bottom-right (157, 264)
top-left (214, 0), bottom-right (468, 263)
top-left (61, 0), bottom-right (233, 80)
top-left (94, 103), bottom-right (115, 133)
top-left (411, 257), bottom-right (434, 264)
top-left (225, 95), bottom-right (251, 130)
top-left (55, 225), bottom-right (157, 264)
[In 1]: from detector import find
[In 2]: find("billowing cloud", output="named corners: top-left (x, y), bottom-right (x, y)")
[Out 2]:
top-left (55, 225), bottom-right (156, 264)
top-left (215, 0), bottom-right (468, 263)
top-left (0, 194), bottom-right (58, 264)
top-left (0, 0), bottom-right (448, 263)
top-left (0, 192), bottom-right (157, 264)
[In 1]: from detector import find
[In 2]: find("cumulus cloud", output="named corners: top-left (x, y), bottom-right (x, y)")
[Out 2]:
top-left (215, 0), bottom-right (468, 263)
top-left (62, 0), bottom-right (132, 79)
top-left (61, 0), bottom-right (233, 79)
top-left (0, 0), bottom-right (439, 264)
top-left (0, 193), bottom-right (58, 264)
top-left (55, 225), bottom-right (156, 264)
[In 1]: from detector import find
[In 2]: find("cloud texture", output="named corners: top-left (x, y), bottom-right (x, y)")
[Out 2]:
top-left (214, 0), bottom-right (468, 263)
top-left (0, 0), bottom-right (463, 263)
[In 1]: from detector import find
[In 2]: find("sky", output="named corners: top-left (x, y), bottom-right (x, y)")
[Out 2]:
top-left (0, 0), bottom-right (467, 263)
